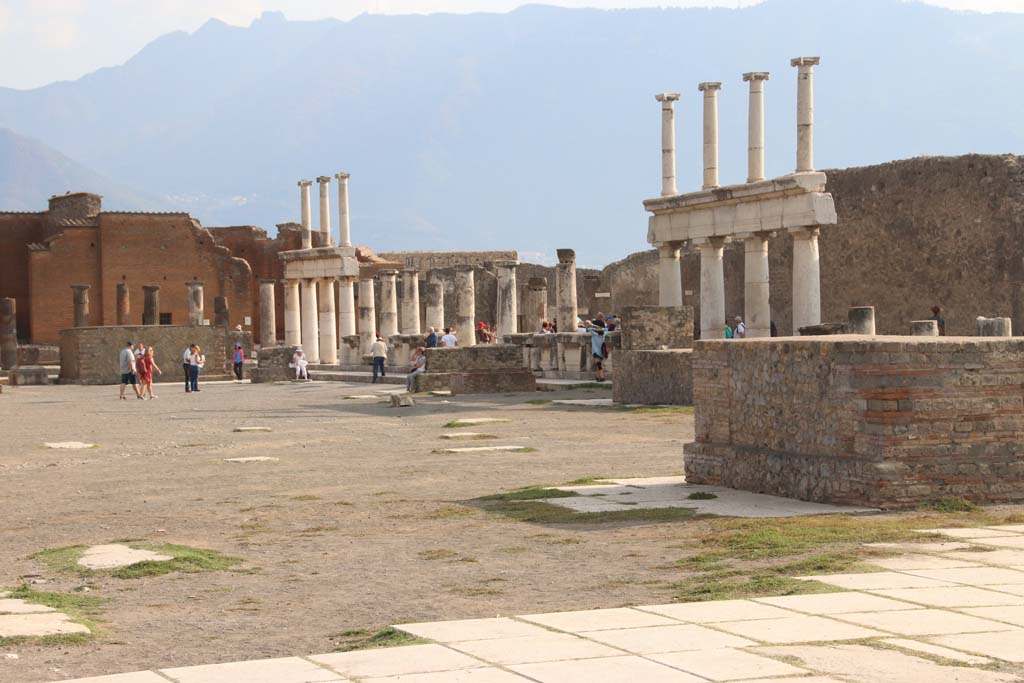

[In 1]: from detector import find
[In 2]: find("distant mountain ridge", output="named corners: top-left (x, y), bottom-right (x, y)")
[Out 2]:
top-left (0, 0), bottom-right (1022, 264)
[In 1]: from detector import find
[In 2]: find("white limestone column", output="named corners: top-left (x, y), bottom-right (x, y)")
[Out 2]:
top-left (338, 277), bottom-right (356, 338)
top-left (400, 269), bottom-right (421, 335)
top-left (298, 179), bottom-right (313, 249)
top-left (259, 279), bottom-right (276, 346)
top-left (335, 172), bottom-right (351, 247)
top-left (555, 249), bottom-right (578, 333)
top-left (378, 270), bottom-right (400, 338)
top-left (791, 227), bottom-right (821, 332)
top-left (698, 82), bottom-right (721, 190)
top-left (791, 56), bottom-right (820, 173)
top-left (454, 266), bottom-right (476, 346)
top-left (495, 260), bottom-right (519, 338)
top-left (743, 232), bottom-right (771, 338)
top-left (283, 279), bottom-right (301, 345)
top-left (357, 278), bottom-right (377, 355)
top-left (300, 278), bottom-right (320, 362)
top-left (317, 176), bottom-right (332, 246)
top-left (655, 93), bottom-right (681, 196)
top-left (698, 238), bottom-right (726, 340)
top-left (317, 278), bottom-right (338, 364)
top-left (657, 243), bottom-right (683, 307)
top-left (743, 71), bottom-right (770, 183)
top-left (422, 280), bottom-right (444, 332)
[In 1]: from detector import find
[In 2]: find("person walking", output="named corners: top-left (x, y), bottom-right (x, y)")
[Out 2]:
top-left (424, 327), bottom-right (438, 349)
top-left (370, 335), bottom-right (388, 383)
top-left (406, 346), bottom-right (427, 391)
top-left (586, 323), bottom-right (609, 383)
top-left (734, 317), bottom-right (746, 338)
top-left (138, 346), bottom-right (162, 399)
top-left (232, 343), bottom-right (245, 381)
top-left (182, 344), bottom-right (193, 392)
top-left (119, 341), bottom-right (143, 400)
top-left (440, 327), bottom-right (458, 348)
top-left (929, 306), bottom-right (946, 336)
top-left (188, 344), bottom-right (205, 393)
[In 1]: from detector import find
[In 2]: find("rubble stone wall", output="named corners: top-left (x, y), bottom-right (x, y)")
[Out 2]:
top-left (612, 349), bottom-right (692, 406)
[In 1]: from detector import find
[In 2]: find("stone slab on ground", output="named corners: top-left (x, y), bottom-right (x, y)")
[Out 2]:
top-left (160, 656), bottom-right (347, 683)
top-left (44, 441), bottom-right (96, 449)
top-left (362, 669), bottom-right (529, 682)
top-left (442, 445), bottom-right (530, 454)
top-left (308, 644), bottom-right (484, 678)
top-left (56, 674), bottom-right (173, 683)
top-left (0, 598), bottom-right (56, 614)
top-left (869, 586), bottom-right (1024, 608)
top-left (0, 612), bottom-right (90, 637)
top-left (880, 638), bottom-right (994, 665)
top-left (224, 456), bottom-right (279, 463)
top-left (233, 426), bottom-right (272, 432)
top-left (798, 572), bottom-right (955, 590)
top-left (78, 544), bottom-right (173, 570)
top-left (550, 398), bottom-right (614, 407)
top-left (444, 418), bottom-right (511, 427)
top-left (647, 648), bottom-right (809, 681)
top-left (519, 607), bottom-right (678, 633)
top-left (754, 592), bottom-right (921, 615)
top-left (448, 632), bottom-right (622, 665)
top-left (510, 655), bottom-right (705, 683)
top-left (835, 608), bottom-right (1010, 636)
top-left (439, 432), bottom-right (492, 440)
top-left (711, 615), bottom-right (885, 644)
top-left (930, 630), bottom-right (1024, 662)
top-left (638, 599), bottom-right (800, 624)
top-left (581, 623), bottom-right (756, 653)
top-left (917, 527), bottom-right (1021, 539)
top-left (395, 617), bottom-right (549, 643)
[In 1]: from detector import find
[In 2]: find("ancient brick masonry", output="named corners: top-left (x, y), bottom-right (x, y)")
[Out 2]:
top-left (685, 336), bottom-right (1024, 509)
top-left (419, 345), bottom-right (536, 394)
top-left (612, 306), bottom-right (694, 406)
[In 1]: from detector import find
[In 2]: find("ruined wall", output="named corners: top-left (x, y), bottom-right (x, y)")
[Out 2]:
top-left (28, 226), bottom-right (104, 340)
top-left (612, 350), bottom-right (693, 406)
top-left (0, 212), bottom-right (45, 340)
top-left (380, 251), bottom-right (517, 271)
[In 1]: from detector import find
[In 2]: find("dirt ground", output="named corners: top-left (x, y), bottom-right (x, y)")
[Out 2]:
top-left (1, 380), bottom-right (705, 682)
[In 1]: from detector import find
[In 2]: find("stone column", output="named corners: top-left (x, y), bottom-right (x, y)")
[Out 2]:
top-left (977, 317), bottom-right (1012, 337)
top-left (400, 269), bottom-right (421, 335)
top-left (848, 306), bottom-right (875, 335)
top-left (791, 227), bottom-right (821, 332)
top-left (555, 249), bottom-right (578, 333)
top-left (527, 277), bottom-right (548, 332)
top-left (743, 233), bottom-right (771, 338)
top-left (910, 320), bottom-right (938, 336)
top-left (214, 296), bottom-right (230, 327)
top-left (317, 278), bottom-right (338, 364)
top-left (259, 279), bottom-right (276, 345)
top-left (422, 281), bottom-right (444, 332)
top-left (186, 281), bottom-right (204, 325)
top-left (791, 56), bottom-right (820, 173)
top-left (142, 285), bottom-right (160, 325)
top-left (743, 71), bottom-right (770, 183)
top-left (284, 279), bottom-right (301, 345)
top-left (72, 284), bottom-right (90, 328)
top-left (697, 238), bottom-right (726, 340)
top-left (655, 93), bottom-right (681, 196)
top-left (454, 266), bottom-right (476, 346)
top-left (338, 277), bottom-right (356, 338)
top-left (358, 278), bottom-right (377, 354)
top-left (300, 279), bottom-right (320, 362)
top-left (495, 260), bottom-right (519, 337)
top-left (698, 82), bottom-right (721, 190)
top-left (378, 270), bottom-right (400, 338)
top-left (298, 179), bottom-right (313, 249)
top-left (657, 243), bottom-right (683, 307)
top-left (0, 298), bottom-right (16, 370)
top-left (116, 283), bottom-right (130, 325)
top-left (317, 176), bottom-right (332, 245)
top-left (335, 172), bottom-right (352, 247)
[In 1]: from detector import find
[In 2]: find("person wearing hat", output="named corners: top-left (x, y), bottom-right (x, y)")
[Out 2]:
top-left (119, 340), bottom-right (143, 400)
top-left (232, 342), bottom-right (245, 381)
top-left (291, 346), bottom-right (309, 381)
top-left (370, 335), bottom-right (388, 383)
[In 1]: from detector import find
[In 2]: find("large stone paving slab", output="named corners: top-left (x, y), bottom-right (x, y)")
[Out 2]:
top-left (712, 615), bottom-right (884, 644)
top-left (930, 630), bottom-right (1024, 662)
top-left (447, 633), bottom-right (623, 665)
top-left (55, 674), bottom-right (172, 683)
top-left (362, 670), bottom-right (529, 683)
top-left (798, 571), bottom-right (954, 590)
top-left (639, 599), bottom-right (798, 623)
top-left (78, 544), bottom-right (173, 570)
top-left (868, 554), bottom-right (981, 570)
top-left (917, 527), bottom-right (1022, 539)
top-left (960, 605), bottom-right (1024, 627)
top-left (308, 644), bottom-right (484, 677)
top-left (509, 655), bottom-right (708, 683)
top-left (519, 607), bottom-right (679, 632)
top-left (879, 638), bottom-right (994, 665)
top-left (0, 598), bottom-right (56, 614)
top-left (580, 624), bottom-right (756, 653)
top-left (901, 567), bottom-right (1024, 585)
top-left (835, 608), bottom-right (1011, 636)
top-left (161, 656), bottom-right (346, 683)
top-left (945, 548), bottom-right (1024, 565)
top-left (869, 586), bottom-right (1024, 608)
top-left (647, 648), bottom-right (809, 681)
top-left (394, 617), bottom-right (550, 642)
top-left (0, 612), bottom-right (90, 637)
top-left (754, 592), bottom-right (920, 614)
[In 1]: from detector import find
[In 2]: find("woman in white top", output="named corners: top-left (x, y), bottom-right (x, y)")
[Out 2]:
top-left (406, 346), bottom-right (427, 392)
top-left (188, 344), bottom-right (205, 393)
top-left (291, 347), bottom-right (309, 380)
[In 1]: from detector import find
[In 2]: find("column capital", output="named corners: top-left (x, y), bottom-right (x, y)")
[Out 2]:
top-left (400, 268), bottom-right (419, 275)
top-left (258, 278), bottom-right (277, 286)
top-left (790, 56), bottom-right (821, 68)
top-left (788, 226), bottom-right (821, 238)
top-left (316, 175), bottom-right (331, 184)
top-left (655, 92), bottom-right (680, 104)
top-left (298, 179), bottom-right (313, 187)
top-left (698, 81), bottom-right (722, 93)
top-left (693, 236), bottom-right (728, 248)
top-left (142, 284), bottom-right (161, 291)
top-left (71, 283), bottom-right (91, 291)
top-left (556, 248), bottom-right (576, 264)
top-left (334, 172), bottom-right (351, 181)
top-left (743, 71), bottom-right (770, 82)
top-left (185, 281), bottom-right (204, 288)
top-left (377, 269), bottom-right (398, 277)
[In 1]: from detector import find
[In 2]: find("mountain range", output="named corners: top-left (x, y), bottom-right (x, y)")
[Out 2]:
top-left (1, 0), bottom-right (1022, 265)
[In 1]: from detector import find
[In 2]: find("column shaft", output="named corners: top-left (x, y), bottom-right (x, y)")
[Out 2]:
top-left (400, 270), bottom-right (421, 335)
top-left (214, 296), bottom-right (229, 327)
top-left (0, 297), bottom-right (17, 370)
top-left (300, 279), bottom-right (320, 362)
top-left (116, 283), bottom-right (130, 325)
top-left (495, 261), bottom-right (518, 338)
top-left (792, 57), bottom-right (820, 173)
top-left (338, 278), bottom-right (356, 338)
top-left (186, 282), bottom-right (204, 325)
top-left (283, 280), bottom-right (301, 346)
top-left (698, 240), bottom-right (726, 340)
top-left (526, 279), bottom-right (548, 332)
top-left (657, 244), bottom-right (683, 307)
top-left (454, 267), bottom-right (476, 346)
top-left (142, 286), bottom-right (160, 326)
top-left (791, 228), bottom-right (821, 332)
top-left (72, 285), bottom-right (91, 328)
top-left (555, 249), bottom-right (578, 333)
top-left (378, 270), bottom-right (399, 338)
top-left (335, 172), bottom-right (352, 247)
top-left (422, 281), bottom-right (444, 332)
top-left (743, 72), bottom-right (769, 183)
top-left (656, 93), bottom-right (680, 196)
top-left (699, 82), bottom-right (721, 190)
top-left (298, 180), bottom-right (313, 249)
top-left (357, 278), bottom-right (377, 355)
top-left (317, 176), bottom-right (332, 245)
top-left (318, 278), bottom-right (338, 364)
top-left (259, 280), bottom-right (276, 346)
top-left (743, 233), bottom-right (771, 338)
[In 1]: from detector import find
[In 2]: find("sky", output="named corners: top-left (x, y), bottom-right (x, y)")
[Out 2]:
top-left (1, 0), bottom-right (1022, 90)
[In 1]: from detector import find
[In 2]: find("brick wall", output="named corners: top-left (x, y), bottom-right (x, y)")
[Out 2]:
top-left (46, 193), bottom-right (101, 223)
top-left (0, 213), bottom-right (45, 340)
top-left (685, 335), bottom-right (1024, 508)
top-left (29, 226), bottom-right (103, 339)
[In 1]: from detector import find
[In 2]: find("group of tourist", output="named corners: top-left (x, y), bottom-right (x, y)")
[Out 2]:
top-left (119, 340), bottom-right (164, 400)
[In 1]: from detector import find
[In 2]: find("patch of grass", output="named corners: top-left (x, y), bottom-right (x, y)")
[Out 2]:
top-left (110, 544), bottom-right (243, 579)
top-left (563, 477), bottom-right (614, 486)
top-left (331, 626), bottom-right (426, 652)
top-left (426, 505), bottom-right (474, 519)
top-left (418, 549), bottom-right (459, 560)
top-left (30, 545), bottom-right (89, 576)
top-left (687, 492), bottom-right (718, 500)
top-left (476, 499), bottom-right (697, 525)
top-left (498, 546), bottom-right (528, 554)
top-left (334, 500), bottom-right (354, 506)
top-left (921, 497), bottom-right (978, 513)
top-left (440, 434), bottom-right (497, 441)
top-left (476, 486), bottom-right (579, 502)
top-left (300, 525), bottom-right (339, 535)
top-left (290, 494), bottom-right (321, 501)
top-left (1, 586), bottom-right (105, 645)
top-left (670, 572), bottom-right (836, 603)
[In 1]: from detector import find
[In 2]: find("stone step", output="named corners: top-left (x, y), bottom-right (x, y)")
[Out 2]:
top-left (308, 370), bottom-right (406, 385)
top-left (537, 378), bottom-right (612, 391)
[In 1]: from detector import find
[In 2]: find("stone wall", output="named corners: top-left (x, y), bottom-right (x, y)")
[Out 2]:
top-left (60, 324), bottom-right (228, 384)
top-left (421, 344), bottom-right (535, 393)
top-left (685, 335), bottom-right (1024, 509)
top-left (380, 251), bottom-right (518, 271)
top-left (612, 350), bottom-right (692, 406)
top-left (250, 344), bottom-right (300, 383)
top-left (620, 306), bottom-right (694, 350)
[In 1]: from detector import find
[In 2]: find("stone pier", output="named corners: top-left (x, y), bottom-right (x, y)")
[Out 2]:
top-left (697, 239), bottom-right (725, 340)
top-left (317, 176), bottom-right (332, 245)
top-left (0, 297), bottom-right (16, 370)
top-left (335, 172), bottom-right (352, 247)
top-left (495, 260), bottom-right (518, 338)
top-left (116, 283), bottom-right (130, 325)
top-left (743, 72), bottom-right (770, 183)
top-left (298, 179), bottom-right (313, 250)
top-left (791, 228), bottom-right (822, 331)
top-left (525, 277), bottom-right (548, 332)
top-left (657, 243), bottom-right (683, 307)
top-left (555, 249), bottom-right (578, 333)
top-left (358, 278), bottom-right (377, 354)
top-left (743, 233), bottom-right (771, 338)
top-left (400, 269), bottom-right (421, 335)
top-left (792, 56), bottom-right (820, 173)
top-left (910, 320), bottom-right (938, 336)
top-left (72, 284), bottom-right (90, 328)
top-left (259, 280), bottom-right (276, 345)
top-left (847, 306), bottom-right (875, 335)
top-left (300, 279), bottom-right (320, 362)
top-left (317, 278), bottom-right (338, 364)
top-left (698, 82), bottom-right (721, 189)
top-left (186, 281), bottom-right (204, 326)
top-left (977, 316), bottom-right (1012, 337)
top-left (338, 278), bottom-right (356, 339)
top-left (422, 280), bottom-right (444, 332)
top-left (142, 285), bottom-right (160, 326)
top-left (284, 279), bottom-right (301, 346)
top-left (214, 296), bottom-right (230, 327)
top-left (378, 270), bottom-right (400, 338)
top-left (655, 93), bottom-right (681, 196)
top-left (454, 266), bottom-right (476, 346)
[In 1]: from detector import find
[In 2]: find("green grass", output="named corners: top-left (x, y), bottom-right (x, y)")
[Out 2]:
top-left (563, 477), bottom-right (615, 486)
top-left (476, 486), bottom-right (579, 502)
top-left (921, 497), bottom-right (979, 513)
top-left (30, 545), bottom-right (89, 576)
top-left (109, 544), bottom-right (243, 579)
top-left (687, 492), bottom-right (718, 500)
top-left (0, 586), bottom-right (105, 646)
top-left (331, 626), bottom-right (426, 652)
top-left (476, 498), bottom-right (696, 525)
top-left (440, 434), bottom-right (498, 441)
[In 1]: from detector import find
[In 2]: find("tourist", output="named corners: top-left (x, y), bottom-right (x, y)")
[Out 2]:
top-left (134, 341), bottom-right (146, 362)
top-left (424, 327), bottom-right (438, 348)
top-left (539, 321), bottom-right (552, 334)
top-left (370, 335), bottom-right (388, 383)
top-left (291, 347), bottom-right (309, 380)
top-left (441, 326), bottom-right (458, 348)
top-left (930, 306), bottom-right (946, 336)
top-left (586, 323), bottom-right (609, 382)
top-left (119, 341), bottom-right (143, 400)
top-left (232, 343), bottom-right (245, 381)
top-left (406, 346), bottom-right (427, 391)
top-left (734, 317), bottom-right (746, 338)
top-left (476, 321), bottom-right (490, 344)
top-left (182, 344), bottom-right (192, 392)
top-left (724, 323), bottom-right (734, 339)
top-left (576, 320), bottom-right (589, 334)
top-left (138, 346), bottom-right (162, 399)
top-left (188, 344), bottom-right (205, 393)
top-left (593, 313), bottom-right (607, 330)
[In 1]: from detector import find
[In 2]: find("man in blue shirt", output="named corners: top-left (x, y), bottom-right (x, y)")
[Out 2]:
top-left (424, 327), bottom-right (438, 348)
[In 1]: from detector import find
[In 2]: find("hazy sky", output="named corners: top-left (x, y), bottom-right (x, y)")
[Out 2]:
top-left (0, 0), bottom-right (1021, 89)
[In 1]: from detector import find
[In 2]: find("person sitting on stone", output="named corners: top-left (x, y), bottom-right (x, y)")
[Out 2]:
top-left (291, 347), bottom-right (309, 381)
top-left (424, 327), bottom-right (438, 348)
top-left (406, 346), bottom-right (427, 392)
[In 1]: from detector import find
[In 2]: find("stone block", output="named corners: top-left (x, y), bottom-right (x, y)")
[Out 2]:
top-left (9, 365), bottom-right (50, 385)
top-left (612, 349), bottom-right (692, 406)
top-left (16, 344), bottom-right (59, 365)
top-left (620, 306), bottom-right (694, 351)
top-left (250, 344), bottom-right (301, 383)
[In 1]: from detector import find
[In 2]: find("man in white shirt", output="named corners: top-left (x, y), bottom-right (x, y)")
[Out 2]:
top-left (440, 326), bottom-right (458, 348)
top-left (734, 317), bottom-right (746, 338)
top-left (370, 336), bottom-right (388, 383)
top-left (182, 345), bottom-right (193, 392)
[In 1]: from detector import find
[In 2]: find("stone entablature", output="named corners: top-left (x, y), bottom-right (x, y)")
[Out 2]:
top-left (279, 246), bottom-right (360, 280)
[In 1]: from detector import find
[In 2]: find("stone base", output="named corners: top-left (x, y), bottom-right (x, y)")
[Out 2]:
top-left (10, 365), bottom-right (51, 386)
top-left (17, 344), bottom-right (60, 365)
top-left (413, 370), bottom-right (536, 394)
top-left (251, 345), bottom-right (302, 383)
top-left (612, 349), bottom-right (692, 406)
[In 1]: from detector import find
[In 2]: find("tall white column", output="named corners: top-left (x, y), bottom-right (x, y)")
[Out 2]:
top-left (791, 227), bottom-right (821, 332)
top-left (317, 278), bottom-right (338, 364)
top-left (357, 278), bottom-right (377, 355)
top-left (698, 82), bottom-right (721, 190)
top-left (743, 232), bottom-right (771, 338)
top-left (317, 176), bottom-right (332, 246)
top-left (284, 279), bottom-right (301, 345)
top-left (298, 179), bottom-right (313, 249)
top-left (655, 93), bottom-right (681, 196)
top-left (657, 243), bottom-right (683, 307)
top-left (743, 71), bottom-right (770, 183)
top-left (698, 238), bottom-right (726, 340)
top-left (338, 277), bottom-right (356, 338)
top-left (791, 56), bottom-right (820, 173)
top-left (259, 279), bottom-right (276, 346)
top-left (555, 249), bottom-right (578, 333)
top-left (400, 269), bottom-right (421, 335)
top-left (334, 172), bottom-right (352, 247)
top-left (495, 260), bottom-right (518, 338)
top-left (454, 266), bottom-right (476, 346)
top-left (422, 280), bottom-right (444, 332)
top-left (378, 270), bottom-right (400, 338)
top-left (300, 278), bottom-right (320, 362)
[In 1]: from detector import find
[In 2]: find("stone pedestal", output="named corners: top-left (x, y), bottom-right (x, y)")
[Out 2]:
top-left (317, 278), bottom-right (338, 364)
top-left (378, 270), bottom-right (400, 338)
top-left (0, 297), bottom-right (16, 370)
top-left (698, 82), bottom-right (721, 190)
top-left (338, 278), bottom-right (356, 338)
top-left (698, 239), bottom-right (725, 340)
top-left (142, 286), bottom-right (160, 326)
top-left (186, 282), bottom-right (204, 326)
top-left (454, 266), bottom-right (476, 346)
top-left (284, 279), bottom-right (301, 346)
top-left (977, 316), bottom-right (1012, 337)
top-left (655, 93), bottom-right (681, 197)
top-left (72, 284), bottom-right (90, 328)
top-left (259, 280), bottom-right (276, 346)
top-left (847, 306), bottom-right (876, 335)
top-left (298, 179), bottom-right (313, 249)
top-left (495, 261), bottom-right (518, 338)
top-left (300, 279), bottom-right (320, 362)
top-left (743, 72), bottom-right (770, 183)
top-left (657, 243), bottom-right (683, 307)
top-left (910, 320), bottom-right (939, 336)
top-left (358, 278), bottom-right (377, 355)
top-left (525, 278), bottom-right (548, 333)
top-left (317, 176), bottom-right (332, 246)
top-left (791, 228), bottom-right (821, 333)
top-left (116, 283), bottom-right (130, 325)
top-left (422, 281), bottom-right (444, 332)
top-left (400, 269), bottom-right (421, 335)
top-left (792, 56), bottom-right (820, 173)
top-left (555, 249), bottom-right (578, 333)
top-left (214, 296), bottom-right (230, 327)
top-left (743, 233), bottom-right (771, 338)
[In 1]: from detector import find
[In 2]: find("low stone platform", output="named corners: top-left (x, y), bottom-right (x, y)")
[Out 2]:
top-left (612, 349), bottom-right (692, 406)
top-left (9, 365), bottom-right (51, 385)
top-left (419, 345), bottom-right (536, 394)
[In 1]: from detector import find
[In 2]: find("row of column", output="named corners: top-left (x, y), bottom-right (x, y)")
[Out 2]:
top-left (297, 173), bottom-right (353, 250)
top-left (66, 283), bottom-right (191, 328)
